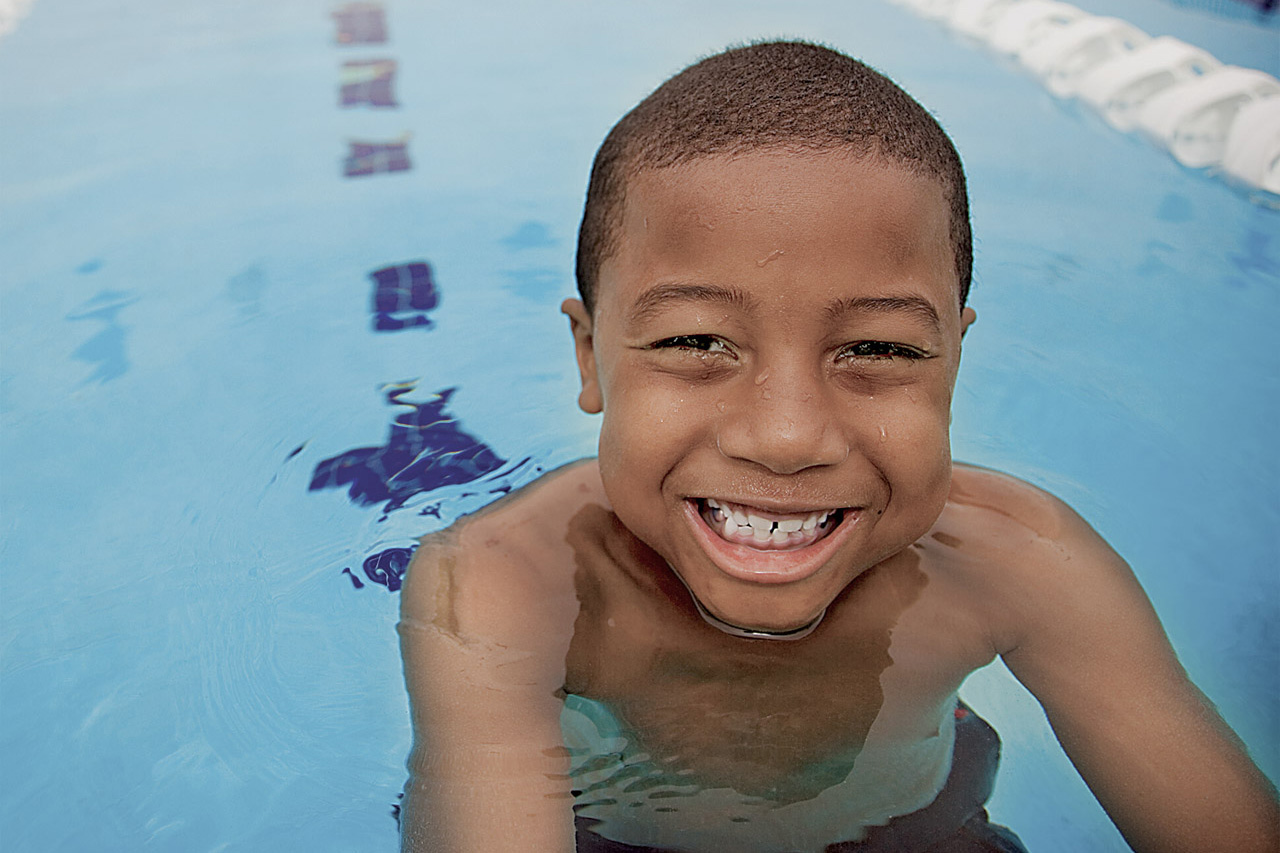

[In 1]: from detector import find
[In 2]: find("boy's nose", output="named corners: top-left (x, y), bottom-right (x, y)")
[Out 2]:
top-left (714, 371), bottom-right (850, 475)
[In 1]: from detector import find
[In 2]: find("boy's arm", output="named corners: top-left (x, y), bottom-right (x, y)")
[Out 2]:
top-left (398, 516), bottom-right (580, 853)
top-left (986, 481), bottom-right (1279, 853)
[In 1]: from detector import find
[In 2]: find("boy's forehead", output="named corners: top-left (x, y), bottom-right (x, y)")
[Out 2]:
top-left (623, 149), bottom-right (947, 221)
top-left (600, 151), bottom-right (959, 310)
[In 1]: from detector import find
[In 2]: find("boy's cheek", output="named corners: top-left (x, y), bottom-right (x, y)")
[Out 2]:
top-left (857, 405), bottom-right (955, 496)
top-left (834, 387), bottom-right (953, 443)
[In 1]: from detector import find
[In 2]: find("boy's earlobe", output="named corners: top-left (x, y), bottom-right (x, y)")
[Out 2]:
top-left (960, 307), bottom-right (977, 339)
top-left (562, 298), bottom-right (603, 414)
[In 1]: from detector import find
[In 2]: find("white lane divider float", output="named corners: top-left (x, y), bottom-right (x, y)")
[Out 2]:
top-left (1020, 15), bottom-right (1150, 96)
top-left (1222, 97), bottom-right (1280, 192)
top-left (1077, 37), bottom-right (1220, 131)
top-left (1136, 65), bottom-right (1280, 168)
top-left (890, 0), bottom-right (1280, 200)
top-left (985, 0), bottom-right (1087, 54)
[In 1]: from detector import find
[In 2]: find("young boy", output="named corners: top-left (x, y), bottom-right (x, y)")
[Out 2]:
top-left (398, 42), bottom-right (1278, 853)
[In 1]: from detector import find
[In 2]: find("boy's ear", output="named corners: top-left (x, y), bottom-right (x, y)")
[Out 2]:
top-left (960, 307), bottom-right (977, 339)
top-left (561, 298), bottom-right (603, 414)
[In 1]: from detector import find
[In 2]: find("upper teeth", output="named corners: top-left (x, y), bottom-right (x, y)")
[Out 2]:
top-left (706, 498), bottom-right (833, 534)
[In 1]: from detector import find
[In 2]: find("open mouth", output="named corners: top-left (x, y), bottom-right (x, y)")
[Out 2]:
top-left (697, 497), bottom-right (845, 551)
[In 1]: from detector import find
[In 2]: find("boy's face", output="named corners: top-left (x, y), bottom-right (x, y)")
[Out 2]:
top-left (564, 150), bottom-right (976, 633)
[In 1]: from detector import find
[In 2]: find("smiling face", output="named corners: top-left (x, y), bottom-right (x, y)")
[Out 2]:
top-left (563, 150), bottom-right (975, 633)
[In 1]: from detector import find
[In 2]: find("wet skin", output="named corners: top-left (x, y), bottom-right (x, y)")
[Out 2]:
top-left (563, 150), bottom-right (976, 633)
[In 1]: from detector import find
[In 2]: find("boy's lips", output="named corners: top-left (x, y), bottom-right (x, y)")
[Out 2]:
top-left (682, 496), bottom-right (859, 584)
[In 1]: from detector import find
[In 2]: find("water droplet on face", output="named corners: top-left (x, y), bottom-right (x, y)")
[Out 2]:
top-left (716, 401), bottom-right (726, 413)
top-left (761, 388), bottom-right (772, 400)
top-left (879, 425), bottom-right (888, 442)
top-left (755, 370), bottom-right (769, 386)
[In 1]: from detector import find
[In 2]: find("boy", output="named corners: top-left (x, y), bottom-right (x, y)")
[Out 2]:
top-left (398, 42), bottom-right (1278, 852)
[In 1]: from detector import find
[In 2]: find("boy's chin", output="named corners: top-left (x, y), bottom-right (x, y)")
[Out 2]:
top-left (669, 554), bottom-right (842, 635)
top-left (691, 586), bottom-right (833, 637)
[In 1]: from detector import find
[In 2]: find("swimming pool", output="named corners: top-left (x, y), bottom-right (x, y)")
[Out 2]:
top-left (1, 0), bottom-right (1276, 850)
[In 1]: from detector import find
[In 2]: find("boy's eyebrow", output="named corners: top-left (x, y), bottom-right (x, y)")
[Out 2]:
top-left (626, 282), bottom-right (756, 326)
top-left (824, 295), bottom-right (942, 331)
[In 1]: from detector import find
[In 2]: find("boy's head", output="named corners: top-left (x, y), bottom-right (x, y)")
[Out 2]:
top-left (575, 40), bottom-right (972, 316)
top-left (564, 42), bottom-right (977, 635)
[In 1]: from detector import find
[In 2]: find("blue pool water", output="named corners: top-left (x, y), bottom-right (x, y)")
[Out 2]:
top-left (1, 1), bottom-right (1276, 850)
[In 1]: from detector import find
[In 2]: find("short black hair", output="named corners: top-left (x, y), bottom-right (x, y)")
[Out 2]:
top-left (575, 40), bottom-right (972, 314)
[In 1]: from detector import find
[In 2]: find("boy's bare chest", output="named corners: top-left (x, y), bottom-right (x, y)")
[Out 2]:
top-left (562, 571), bottom-right (949, 798)
top-left (567, 623), bottom-right (888, 798)
top-left (562, 548), bottom-right (991, 798)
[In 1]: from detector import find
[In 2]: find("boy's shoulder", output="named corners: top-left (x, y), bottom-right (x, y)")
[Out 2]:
top-left (400, 460), bottom-right (604, 646)
top-left (943, 463), bottom-right (1080, 542)
top-left (938, 462), bottom-right (1119, 573)
top-left (935, 463), bottom-right (1134, 656)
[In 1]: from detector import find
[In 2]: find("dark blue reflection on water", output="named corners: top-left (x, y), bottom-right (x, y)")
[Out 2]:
top-left (344, 139), bottom-right (411, 177)
top-left (309, 382), bottom-right (505, 513)
top-left (354, 547), bottom-right (413, 592)
top-left (332, 1), bottom-right (387, 45)
top-left (340, 59), bottom-right (398, 108)
top-left (370, 262), bottom-right (438, 331)
top-left (312, 252), bottom-right (507, 592)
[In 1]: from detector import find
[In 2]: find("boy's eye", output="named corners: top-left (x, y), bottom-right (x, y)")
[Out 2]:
top-left (649, 335), bottom-right (734, 355)
top-left (837, 341), bottom-right (927, 361)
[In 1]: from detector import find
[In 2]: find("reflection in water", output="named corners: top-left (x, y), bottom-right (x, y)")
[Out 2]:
top-left (66, 290), bottom-right (139, 384)
top-left (331, 1), bottom-right (387, 45)
top-left (340, 59), bottom-right (399, 108)
top-left (369, 262), bottom-right (438, 332)
top-left (343, 138), bottom-right (412, 178)
top-left (308, 250), bottom-right (517, 595)
top-left (308, 381), bottom-right (505, 513)
top-left (224, 265), bottom-right (266, 317)
top-left (350, 546), bottom-right (414, 592)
